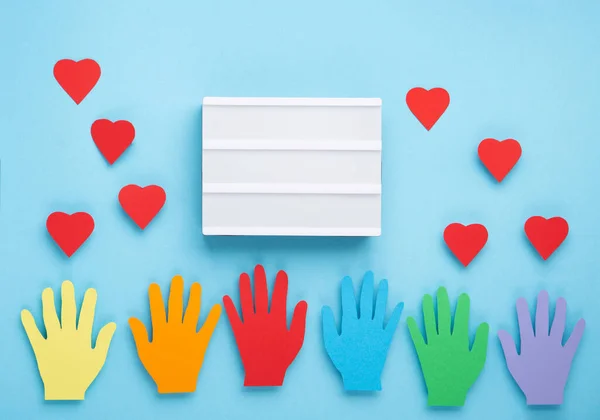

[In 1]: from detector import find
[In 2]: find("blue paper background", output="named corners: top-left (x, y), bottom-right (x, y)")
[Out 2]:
top-left (1, 0), bottom-right (599, 418)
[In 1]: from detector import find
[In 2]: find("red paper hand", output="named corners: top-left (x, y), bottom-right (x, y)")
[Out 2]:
top-left (223, 265), bottom-right (308, 387)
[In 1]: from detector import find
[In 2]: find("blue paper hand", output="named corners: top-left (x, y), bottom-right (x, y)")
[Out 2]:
top-left (322, 271), bottom-right (404, 391)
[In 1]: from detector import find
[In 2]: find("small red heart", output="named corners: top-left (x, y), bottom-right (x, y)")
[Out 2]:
top-left (91, 119), bottom-right (135, 165)
top-left (406, 87), bottom-right (450, 130)
top-left (53, 59), bottom-right (101, 104)
top-left (478, 139), bottom-right (522, 182)
top-left (119, 185), bottom-right (166, 229)
top-left (443, 223), bottom-right (488, 267)
top-left (46, 212), bottom-right (95, 257)
top-left (525, 216), bottom-right (569, 260)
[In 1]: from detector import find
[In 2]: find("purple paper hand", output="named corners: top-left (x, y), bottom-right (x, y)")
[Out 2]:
top-left (498, 291), bottom-right (585, 405)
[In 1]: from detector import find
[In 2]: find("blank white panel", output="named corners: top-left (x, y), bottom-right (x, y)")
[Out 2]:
top-left (203, 150), bottom-right (381, 184)
top-left (202, 97), bottom-right (382, 237)
top-left (203, 194), bottom-right (381, 232)
top-left (203, 104), bottom-right (381, 141)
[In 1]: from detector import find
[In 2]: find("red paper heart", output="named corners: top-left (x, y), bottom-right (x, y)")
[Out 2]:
top-left (525, 216), bottom-right (569, 260)
top-left (443, 223), bottom-right (488, 267)
top-left (53, 59), bottom-right (101, 104)
top-left (91, 119), bottom-right (135, 164)
top-left (119, 185), bottom-right (166, 229)
top-left (406, 87), bottom-right (450, 130)
top-left (478, 139), bottom-right (522, 182)
top-left (46, 212), bottom-right (95, 257)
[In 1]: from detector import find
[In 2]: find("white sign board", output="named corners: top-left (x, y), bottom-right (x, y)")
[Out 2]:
top-left (202, 97), bottom-right (382, 236)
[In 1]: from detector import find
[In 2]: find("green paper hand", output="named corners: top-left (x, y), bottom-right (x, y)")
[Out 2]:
top-left (407, 287), bottom-right (489, 407)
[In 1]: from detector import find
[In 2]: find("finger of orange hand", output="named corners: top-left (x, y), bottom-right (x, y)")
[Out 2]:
top-left (168, 275), bottom-right (184, 324)
top-left (223, 296), bottom-right (242, 336)
top-left (239, 272), bottom-right (254, 321)
top-left (183, 282), bottom-right (202, 331)
top-left (149, 283), bottom-right (166, 334)
top-left (199, 303), bottom-right (222, 342)
top-left (129, 317), bottom-right (150, 358)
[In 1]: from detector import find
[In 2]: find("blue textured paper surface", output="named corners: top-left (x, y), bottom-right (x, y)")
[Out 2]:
top-left (0, 0), bottom-right (599, 419)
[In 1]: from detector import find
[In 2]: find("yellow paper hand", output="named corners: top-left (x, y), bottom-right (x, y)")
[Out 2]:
top-left (21, 280), bottom-right (117, 400)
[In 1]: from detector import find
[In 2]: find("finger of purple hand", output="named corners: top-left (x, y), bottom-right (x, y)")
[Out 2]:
top-left (516, 298), bottom-right (534, 347)
top-left (535, 291), bottom-right (549, 337)
top-left (549, 297), bottom-right (567, 343)
top-left (564, 319), bottom-right (585, 361)
top-left (498, 330), bottom-right (518, 363)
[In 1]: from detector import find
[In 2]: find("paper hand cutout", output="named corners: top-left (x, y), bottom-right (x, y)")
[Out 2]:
top-left (407, 287), bottom-right (489, 407)
top-left (223, 265), bottom-right (308, 387)
top-left (498, 291), bottom-right (585, 405)
top-left (129, 275), bottom-right (222, 394)
top-left (322, 272), bottom-right (403, 391)
top-left (21, 281), bottom-right (116, 400)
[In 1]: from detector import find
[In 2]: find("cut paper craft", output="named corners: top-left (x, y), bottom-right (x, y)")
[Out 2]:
top-left (91, 119), bottom-right (135, 164)
top-left (202, 97), bottom-right (382, 236)
top-left (21, 281), bottom-right (116, 400)
top-left (46, 212), bottom-right (95, 257)
top-left (53, 59), bottom-right (101, 104)
top-left (322, 271), bottom-right (403, 391)
top-left (498, 291), bottom-right (585, 405)
top-left (129, 275), bottom-right (222, 394)
top-left (407, 287), bottom-right (489, 407)
top-left (478, 138), bottom-right (522, 182)
top-left (406, 87), bottom-right (450, 130)
top-left (223, 265), bottom-right (308, 386)
top-left (443, 223), bottom-right (488, 267)
top-left (118, 184), bottom-right (166, 230)
top-left (525, 216), bottom-right (569, 260)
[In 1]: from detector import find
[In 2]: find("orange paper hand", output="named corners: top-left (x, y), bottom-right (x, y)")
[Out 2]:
top-left (129, 275), bottom-right (222, 394)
